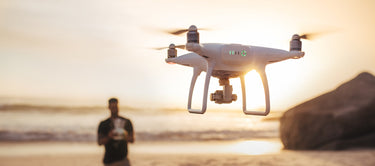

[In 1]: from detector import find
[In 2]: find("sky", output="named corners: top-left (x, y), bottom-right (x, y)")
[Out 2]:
top-left (0, 0), bottom-right (375, 110)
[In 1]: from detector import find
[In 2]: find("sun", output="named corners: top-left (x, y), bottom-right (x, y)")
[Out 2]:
top-left (230, 70), bottom-right (267, 110)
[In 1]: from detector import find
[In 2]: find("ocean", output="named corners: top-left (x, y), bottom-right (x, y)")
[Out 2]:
top-left (0, 104), bottom-right (280, 142)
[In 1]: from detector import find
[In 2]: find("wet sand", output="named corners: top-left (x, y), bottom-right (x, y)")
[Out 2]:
top-left (0, 141), bottom-right (375, 166)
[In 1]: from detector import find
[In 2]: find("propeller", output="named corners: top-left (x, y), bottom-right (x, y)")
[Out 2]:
top-left (152, 44), bottom-right (185, 50)
top-left (164, 25), bottom-right (211, 36)
top-left (166, 29), bottom-right (190, 36)
top-left (299, 33), bottom-right (314, 40)
top-left (296, 28), bottom-right (338, 40)
top-left (299, 33), bottom-right (323, 40)
top-left (293, 33), bottom-right (318, 40)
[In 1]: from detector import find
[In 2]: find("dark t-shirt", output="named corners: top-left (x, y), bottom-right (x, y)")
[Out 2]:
top-left (98, 117), bottom-right (133, 164)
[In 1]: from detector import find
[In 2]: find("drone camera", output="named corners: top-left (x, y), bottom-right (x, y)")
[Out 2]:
top-left (210, 90), bottom-right (237, 104)
top-left (210, 84), bottom-right (237, 104)
top-left (290, 34), bottom-right (302, 51)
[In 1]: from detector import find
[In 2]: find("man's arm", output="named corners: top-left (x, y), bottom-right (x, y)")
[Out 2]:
top-left (125, 120), bottom-right (135, 143)
top-left (126, 131), bottom-right (134, 143)
top-left (97, 123), bottom-right (113, 145)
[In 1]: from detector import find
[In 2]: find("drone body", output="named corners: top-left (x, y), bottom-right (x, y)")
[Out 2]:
top-left (163, 25), bottom-right (306, 116)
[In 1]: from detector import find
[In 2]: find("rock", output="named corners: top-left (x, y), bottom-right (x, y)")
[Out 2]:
top-left (280, 72), bottom-right (375, 150)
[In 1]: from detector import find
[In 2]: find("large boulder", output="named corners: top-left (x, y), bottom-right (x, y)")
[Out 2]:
top-left (280, 72), bottom-right (375, 150)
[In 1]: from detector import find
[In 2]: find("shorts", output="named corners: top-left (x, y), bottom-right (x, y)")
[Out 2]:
top-left (104, 158), bottom-right (131, 166)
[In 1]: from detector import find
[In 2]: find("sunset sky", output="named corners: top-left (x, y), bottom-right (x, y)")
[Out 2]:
top-left (1, 0), bottom-right (374, 110)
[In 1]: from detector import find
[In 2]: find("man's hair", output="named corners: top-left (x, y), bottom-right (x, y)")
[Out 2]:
top-left (108, 98), bottom-right (118, 104)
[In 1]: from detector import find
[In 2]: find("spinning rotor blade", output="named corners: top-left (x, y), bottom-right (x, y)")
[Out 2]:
top-left (298, 29), bottom-right (338, 40)
top-left (165, 28), bottom-right (211, 36)
top-left (299, 33), bottom-right (317, 40)
top-left (167, 29), bottom-right (189, 35)
top-left (152, 44), bottom-right (185, 50)
top-left (153, 47), bottom-right (169, 50)
top-left (175, 45), bottom-right (186, 49)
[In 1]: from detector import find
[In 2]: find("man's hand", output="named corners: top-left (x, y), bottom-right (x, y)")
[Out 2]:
top-left (107, 130), bottom-right (114, 139)
top-left (98, 131), bottom-right (114, 145)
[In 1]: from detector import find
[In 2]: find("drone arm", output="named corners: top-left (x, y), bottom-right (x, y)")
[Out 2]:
top-left (240, 69), bottom-right (270, 116)
top-left (188, 62), bottom-right (215, 114)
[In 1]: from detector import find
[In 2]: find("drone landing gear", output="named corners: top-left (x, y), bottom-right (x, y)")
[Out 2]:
top-left (240, 70), bottom-right (270, 116)
top-left (187, 63), bottom-right (215, 114)
top-left (187, 64), bottom-right (270, 116)
top-left (210, 78), bottom-right (237, 104)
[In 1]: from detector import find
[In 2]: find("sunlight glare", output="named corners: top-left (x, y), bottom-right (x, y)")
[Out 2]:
top-left (233, 70), bottom-right (266, 110)
top-left (227, 140), bottom-right (282, 155)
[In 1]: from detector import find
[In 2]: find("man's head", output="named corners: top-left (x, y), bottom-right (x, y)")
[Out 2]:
top-left (108, 98), bottom-right (119, 117)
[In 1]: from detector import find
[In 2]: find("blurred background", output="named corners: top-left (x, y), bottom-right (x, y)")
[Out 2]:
top-left (1, 0), bottom-right (374, 110)
top-left (0, 0), bottom-right (375, 162)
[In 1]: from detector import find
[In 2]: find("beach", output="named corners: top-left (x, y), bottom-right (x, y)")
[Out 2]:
top-left (1, 141), bottom-right (375, 166)
top-left (1, 106), bottom-right (375, 166)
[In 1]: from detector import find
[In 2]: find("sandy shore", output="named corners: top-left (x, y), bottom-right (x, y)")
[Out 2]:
top-left (1, 141), bottom-right (375, 166)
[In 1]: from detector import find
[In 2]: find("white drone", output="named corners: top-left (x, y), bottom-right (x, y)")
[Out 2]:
top-left (156, 25), bottom-right (309, 116)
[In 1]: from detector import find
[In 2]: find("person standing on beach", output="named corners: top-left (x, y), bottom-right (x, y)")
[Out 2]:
top-left (98, 98), bottom-right (134, 166)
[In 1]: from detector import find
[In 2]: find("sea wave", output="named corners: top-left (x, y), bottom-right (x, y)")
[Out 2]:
top-left (0, 103), bottom-right (281, 142)
top-left (0, 129), bottom-right (278, 142)
top-left (0, 104), bottom-right (140, 113)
